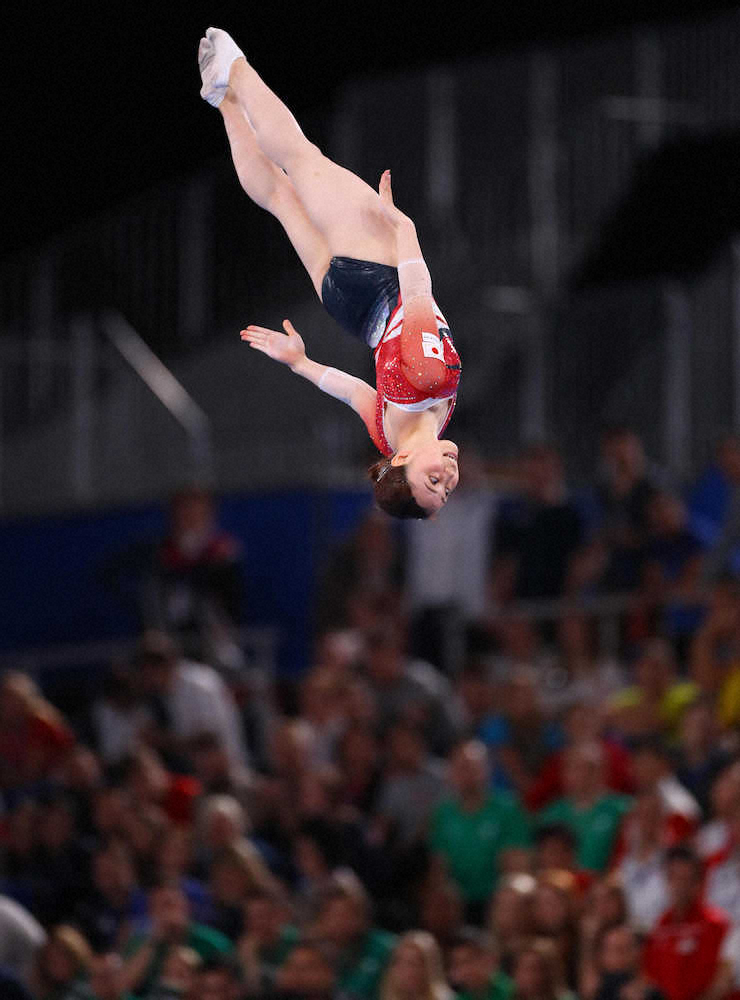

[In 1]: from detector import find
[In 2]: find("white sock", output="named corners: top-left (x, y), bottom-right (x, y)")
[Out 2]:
top-left (198, 26), bottom-right (245, 108)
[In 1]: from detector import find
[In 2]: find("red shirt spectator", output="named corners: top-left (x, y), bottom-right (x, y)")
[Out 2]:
top-left (0, 673), bottom-right (75, 788)
top-left (643, 846), bottom-right (732, 1000)
top-left (525, 739), bottom-right (633, 812)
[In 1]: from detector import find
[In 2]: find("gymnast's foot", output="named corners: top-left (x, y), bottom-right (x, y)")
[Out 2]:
top-left (198, 26), bottom-right (245, 107)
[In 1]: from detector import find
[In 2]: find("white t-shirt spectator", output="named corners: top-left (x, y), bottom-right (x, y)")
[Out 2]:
top-left (91, 700), bottom-right (154, 764)
top-left (617, 849), bottom-right (669, 932)
top-left (405, 488), bottom-right (495, 619)
top-left (165, 660), bottom-right (249, 772)
top-left (706, 850), bottom-right (740, 926)
top-left (0, 895), bottom-right (46, 983)
top-left (697, 818), bottom-right (731, 860)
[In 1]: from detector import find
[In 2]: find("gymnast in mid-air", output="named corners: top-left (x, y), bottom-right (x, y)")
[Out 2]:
top-left (198, 27), bottom-right (461, 518)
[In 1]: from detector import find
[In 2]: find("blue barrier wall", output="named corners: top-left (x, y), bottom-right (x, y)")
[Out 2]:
top-left (0, 490), bottom-right (374, 675)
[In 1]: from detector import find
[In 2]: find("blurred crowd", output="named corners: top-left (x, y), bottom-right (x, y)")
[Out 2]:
top-left (6, 428), bottom-right (740, 999)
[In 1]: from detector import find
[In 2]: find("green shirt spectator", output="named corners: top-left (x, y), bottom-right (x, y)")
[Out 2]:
top-left (313, 871), bottom-right (396, 1000)
top-left (537, 743), bottom-right (632, 872)
top-left (237, 892), bottom-right (300, 994)
top-left (457, 972), bottom-right (514, 1000)
top-left (119, 887), bottom-right (231, 998)
top-left (429, 742), bottom-right (531, 903)
top-left (449, 927), bottom-right (514, 1000)
top-left (338, 928), bottom-right (397, 999)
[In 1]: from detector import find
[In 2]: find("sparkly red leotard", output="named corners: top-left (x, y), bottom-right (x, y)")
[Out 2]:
top-left (369, 296), bottom-right (462, 457)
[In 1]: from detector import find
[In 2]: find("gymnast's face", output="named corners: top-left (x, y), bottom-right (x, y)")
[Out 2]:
top-left (393, 439), bottom-right (459, 513)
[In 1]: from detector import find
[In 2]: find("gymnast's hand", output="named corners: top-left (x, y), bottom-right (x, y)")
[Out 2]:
top-left (378, 169), bottom-right (411, 229)
top-left (240, 320), bottom-right (306, 370)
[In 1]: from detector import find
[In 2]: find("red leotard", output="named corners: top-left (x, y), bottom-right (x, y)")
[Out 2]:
top-left (368, 296), bottom-right (462, 456)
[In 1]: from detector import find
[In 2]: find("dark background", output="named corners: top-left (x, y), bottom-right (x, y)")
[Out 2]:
top-left (2, 0), bottom-right (737, 257)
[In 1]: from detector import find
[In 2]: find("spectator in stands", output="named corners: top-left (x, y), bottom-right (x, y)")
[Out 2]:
top-left (479, 665), bottom-right (563, 796)
top-left (578, 876), bottom-right (630, 1000)
top-left (0, 894), bottom-right (46, 986)
top-left (430, 740), bottom-right (531, 922)
top-left (208, 840), bottom-right (279, 940)
top-left (118, 884), bottom-right (231, 998)
top-left (132, 630), bottom-right (249, 773)
top-left (89, 664), bottom-right (153, 766)
top-left (190, 731), bottom-right (255, 808)
top-left (697, 760), bottom-right (740, 859)
top-left (672, 698), bottom-right (732, 816)
top-left (417, 877), bottom-right (465, 955)
top-left (32, 792), bottom-right (92, 927)
top-left (456, 661), bottom-right (496, 737)
top-left (533, 825), bottom-right (591, 890)
top-left (73, 839), bottom-right (148, 952)
top-left (361, 620), bottom-right (462, 756)
top-left (29, 925), bottom-right (92, 1000)
top-left (704, 803), bottom-right (740, 926)
top-left (236, 889), bottom-right (299, 995)
top-left (316, 508), bottom-right (404, 632)
top-left (405, 450), bottom-right (496, 673)
top-left (592, 426), bottom-right (661, 593)
top-left (689, 432), bottom-right (740, 578)
top-left (629, 737), bottom-right (700, 844)
top-left (643, 846), bottom-right (733, 1000)
top-left (374, 723), bottom-right (446, 849)
top-left (690, 576), bottom-right (740, 727)
top-left (609, 640), bottom-right (698, 744)
top-left (546, 614), bottom-right (626, 715)
top-left (336, 723), bottom-right (383, 818)
top-left (0, 672), bottom-right (75, 789)
top-left (637, 492), bottom-right (705, 651)
top-left (311, 871), bottom-right (396, 1000)
top-left (492, 443), bottom-right (584, 602)
top-left (299, 667), bottom-right (351, 767)
top-left (148, 487), bottom-right (243, 667)
top-left (273, 940), bottom-right (337, 1000)
top-left (147, 945), bottom-right (202, 998)
top-left (537, 743), bottom-right (632, 873)
top-left (122, 746), bottom-right (201, 828)
top-left (585, 924), bottom-right (665, 1000)
top-left (510, 938), bottom-right (575, 1000)
top-left (448, 927), bottom-right (514, 1000)
top-left (615, 791), bottom-right (669, 932)
top-left (488, 875), bottom-right (537, 975)
top-left (83, 952), bottom-right (126, 1000)
top-left (531, 871), bottom-right (580, 988)
top-left (380, 931), bottom-right (455, 1000)
top-left (525, 703), bottom-right (633, 813)
top-left (185, 955), bottom-right (240, 1000)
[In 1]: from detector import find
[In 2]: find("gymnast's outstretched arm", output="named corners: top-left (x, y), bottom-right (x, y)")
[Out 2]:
top-left (377, 172), bottom-right (448, 395)
top-left (240, 321), bottom-right (377, 429)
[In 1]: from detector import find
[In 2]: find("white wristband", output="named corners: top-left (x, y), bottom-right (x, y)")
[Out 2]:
top-left (318, 367), bottom-right (362, 405)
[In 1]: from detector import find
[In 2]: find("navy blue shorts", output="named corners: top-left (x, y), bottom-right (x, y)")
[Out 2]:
top-left (321, 256), bottom-right (400, 348)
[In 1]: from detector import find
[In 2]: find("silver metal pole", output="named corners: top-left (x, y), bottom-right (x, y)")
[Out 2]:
top-left (102, 311), bottom-right (214, 485)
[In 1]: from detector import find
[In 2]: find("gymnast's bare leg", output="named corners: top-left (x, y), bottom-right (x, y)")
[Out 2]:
top-left (199, 28), bottom-right (397, 272)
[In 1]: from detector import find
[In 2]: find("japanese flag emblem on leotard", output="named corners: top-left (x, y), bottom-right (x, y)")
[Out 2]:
top-left (421, 331), bottom-right (444, 360)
